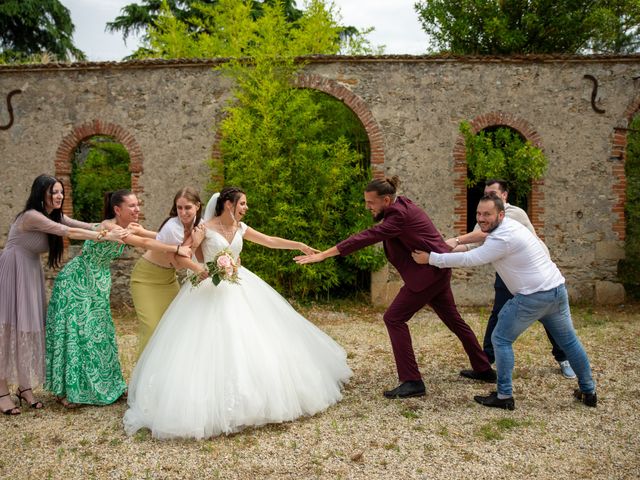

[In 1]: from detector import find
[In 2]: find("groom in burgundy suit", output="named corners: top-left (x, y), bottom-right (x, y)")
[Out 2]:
top-left (296, 176), bottom-right (494, 398)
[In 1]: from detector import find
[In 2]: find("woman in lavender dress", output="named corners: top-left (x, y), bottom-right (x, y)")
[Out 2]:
top-left (0, 175), bottom-right (124, 415)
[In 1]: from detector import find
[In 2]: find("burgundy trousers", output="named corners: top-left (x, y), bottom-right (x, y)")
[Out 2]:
top-left (383, 271), bottom-right (491, 382)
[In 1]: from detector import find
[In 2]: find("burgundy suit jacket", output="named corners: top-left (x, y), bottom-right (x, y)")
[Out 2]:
top-left (337, 196), bottom-right (451, 293)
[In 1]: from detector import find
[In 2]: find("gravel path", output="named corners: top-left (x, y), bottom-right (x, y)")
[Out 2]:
top-left (1, 304), bottom-right (638, 479)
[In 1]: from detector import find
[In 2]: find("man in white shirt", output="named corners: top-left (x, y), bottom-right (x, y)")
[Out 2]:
top-left (446, 180), bottom-right (575, 380)
top-left (412, 193), bottom-right (597, 410)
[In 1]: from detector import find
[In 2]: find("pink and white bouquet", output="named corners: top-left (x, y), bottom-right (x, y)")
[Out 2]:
top-left (188, 248), bottom-right (240, 287)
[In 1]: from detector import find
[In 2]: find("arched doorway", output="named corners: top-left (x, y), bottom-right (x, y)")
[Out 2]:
top-left (453, 112), bottom-right (545, 236)
top-left (55, 120), bottom-right (144, 221)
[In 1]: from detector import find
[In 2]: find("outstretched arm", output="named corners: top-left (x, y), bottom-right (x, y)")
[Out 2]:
top-left (124, 234), bottom-right (191, 257)
top-left (127, 222), bottom-right (157, 239)
top-left (171, 254), bottom-right (208, 281)
top-left (244, 227), bottom-right (318, 255)
top-left (294, 246), bottom-right (339, 264)
top-left (444, 229), bottom-right (488, 251)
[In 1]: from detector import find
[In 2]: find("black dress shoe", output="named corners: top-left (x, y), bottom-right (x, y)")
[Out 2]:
top-left (574, 389), bottom-right (597, 407)
top-left (473, 391), bottom-right (515, 410)
top-left (460, 368), bottom-right (497, 383)
top-left (383, 380), bottom-right (426, 399)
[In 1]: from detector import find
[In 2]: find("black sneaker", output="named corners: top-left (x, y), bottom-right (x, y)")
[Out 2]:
top-left (574, 389), bottom-right (597, 407)
top-left (473, 391), bottom-right (515, 410)
top-left (460, 368), bottom-right (497, 383)
top-left (383, 380), bottom-right (426, 399)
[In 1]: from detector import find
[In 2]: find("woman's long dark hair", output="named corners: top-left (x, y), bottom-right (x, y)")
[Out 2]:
top-left (103, 189), bottom-right (133, 220)
top-left (18, 174), bottom-right (65, 268)
top-left (215, 187), bottom-right (245, 217)
top-left (158, 187), bottom-right (203, 231)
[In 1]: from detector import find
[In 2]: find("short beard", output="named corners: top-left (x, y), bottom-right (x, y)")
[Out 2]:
top-left (483, 219), bottom-right (501, 233)
top-left (373, 210), bottom-right (385, 222)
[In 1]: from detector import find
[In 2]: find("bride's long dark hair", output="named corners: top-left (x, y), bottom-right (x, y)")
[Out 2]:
top-left (215, 187), bottom-right (245, 217)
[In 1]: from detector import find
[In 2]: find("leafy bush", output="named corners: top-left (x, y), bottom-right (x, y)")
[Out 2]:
top-left (460, 121), bottom-right (547, 204)
top-left (144, 0), bottom-right (385, 298)
top-left (71, 136), bottom-right (131, 222)
top-left (619, 115), bottom-right (640, 299)
top-left (201, 1), bottom-right (385, 298)
top-left (217, 76), bottom-right (384, 299)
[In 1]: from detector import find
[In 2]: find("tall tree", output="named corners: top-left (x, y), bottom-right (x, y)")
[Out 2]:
top-left (107, 0), bottom-right (379, 58)
top-left (106, 0), bottom-right (303, 57)
top-left (414, 0), bottom-right (640, 54)
top-left (146, 0), bottom-right (385, 297)
top-left (0, 0), bottom-right (85, 61)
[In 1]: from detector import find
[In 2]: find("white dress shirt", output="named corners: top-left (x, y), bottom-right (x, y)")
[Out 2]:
top-left (430, 217), bottom-right (564, 295)
top-left (469, 203), bottom-right (549, 256)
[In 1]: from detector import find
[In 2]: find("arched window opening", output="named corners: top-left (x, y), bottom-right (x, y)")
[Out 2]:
top-left (70, 135), bottom-right (132, 223)
top-left (464, 125), bottom-right (543, 232)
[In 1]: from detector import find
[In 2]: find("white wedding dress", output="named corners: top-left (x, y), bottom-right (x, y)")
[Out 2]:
top-left (123, 222), bottom-right (352, 440)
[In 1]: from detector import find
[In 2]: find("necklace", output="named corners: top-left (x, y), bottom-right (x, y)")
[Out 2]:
top-left (216, 218), bottom-right (237, 242)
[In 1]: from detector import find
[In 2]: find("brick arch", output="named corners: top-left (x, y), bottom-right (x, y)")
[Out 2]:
top-left (295, 74), bottom-right (385, 177)
top-left (54, 119), bottom-right (144, 219)
top-left (452, 111), bottom-right (545, 236)
top-left (209, 74), bottom-right (386, 179)
top-left (609, 93), bottom-right (640, 241)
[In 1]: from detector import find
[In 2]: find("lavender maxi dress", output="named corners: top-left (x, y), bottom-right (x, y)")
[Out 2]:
top-left (0, 210), bottom-right (94, 387)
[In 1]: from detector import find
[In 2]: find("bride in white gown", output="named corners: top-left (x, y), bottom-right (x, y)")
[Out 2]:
top-left (124, 187), bottom-right (352, 439)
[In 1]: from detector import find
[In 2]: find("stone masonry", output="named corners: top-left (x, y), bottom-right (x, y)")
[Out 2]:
top-left (1, 55), bottom-right (638, 306)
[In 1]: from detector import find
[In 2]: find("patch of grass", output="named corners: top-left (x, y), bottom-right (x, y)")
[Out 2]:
top-left (478, 424), bottom-right (504, 441)
top-left (401, 409), bottom-right (419, 419)
top-left (477, 417), bottom-right (534, 441)
top-left (573, 307), bottom-right (608, 327)
top-left (201, 442), bottom-right (214, 453)
top-left (496, 418), bottom-right (533, 430)
top-left (384, 441), bottom-right (400, 452)
top-left (133, 429), bottom-right (150, 442)
top-left (330, 419), bottom-right (341, 433)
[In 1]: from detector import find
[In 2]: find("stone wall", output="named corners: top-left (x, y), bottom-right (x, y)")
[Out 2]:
top-left (1, 55), bottom-right (638, 306)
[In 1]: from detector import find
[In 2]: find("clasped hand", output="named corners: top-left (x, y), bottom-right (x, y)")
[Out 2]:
top-left (294, 252), bottom-right (324, 264)
top-left (411, 250), bottom-right (430, 264)
top-left (298, 244), bottom-right (320, 256)
top-left (106, 227), bottom-right (130, 243)
top-left (190, 224), bottom-right (206, 248)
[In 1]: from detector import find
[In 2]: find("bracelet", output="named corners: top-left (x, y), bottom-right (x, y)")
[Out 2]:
top-left (96, 229), bottom-right (108, 241)
top-left (455, 237), bottom-right (460, 245)
top-left (176, 244), bottom-right (180, 254)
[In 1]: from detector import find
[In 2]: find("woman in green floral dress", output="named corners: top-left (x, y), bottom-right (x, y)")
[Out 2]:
top-left (45, 190), bottom-right (192, 407)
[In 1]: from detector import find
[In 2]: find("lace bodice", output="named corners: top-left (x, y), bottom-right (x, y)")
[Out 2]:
top-left (201, 222), bottom-right (247, 262)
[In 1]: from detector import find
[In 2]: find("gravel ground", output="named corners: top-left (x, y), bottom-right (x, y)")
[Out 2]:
top-left (1, 303), bottom-right (638, 479)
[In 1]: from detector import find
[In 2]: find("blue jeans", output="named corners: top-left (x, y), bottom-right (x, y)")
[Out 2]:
top-left (492, 284), bottom-right (595, 397)
top-left (483, 274), bottom-right (568, 364)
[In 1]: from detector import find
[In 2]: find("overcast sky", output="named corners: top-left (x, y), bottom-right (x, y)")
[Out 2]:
top-left (59, 0), bottom-right (430, 61)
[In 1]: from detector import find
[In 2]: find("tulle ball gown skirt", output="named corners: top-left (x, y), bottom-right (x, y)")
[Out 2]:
top-left (123, 267), bottom-right (352, 440)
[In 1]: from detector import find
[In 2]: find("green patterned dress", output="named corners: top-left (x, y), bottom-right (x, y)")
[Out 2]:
top-left (45, 240), bottom-right (127, 405)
